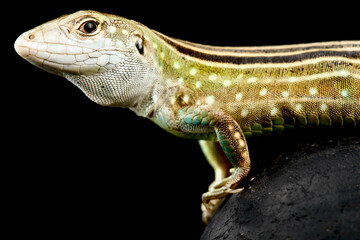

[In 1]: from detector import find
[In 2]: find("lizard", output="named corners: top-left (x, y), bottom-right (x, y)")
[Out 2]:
top-left (14, 10), bottom-right (360, 223)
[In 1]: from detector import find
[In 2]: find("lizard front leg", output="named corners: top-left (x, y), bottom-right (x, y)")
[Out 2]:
top-left (154, 104), bottom-right (250, 222)
top-left (176, 106), bottom-right (251, 222)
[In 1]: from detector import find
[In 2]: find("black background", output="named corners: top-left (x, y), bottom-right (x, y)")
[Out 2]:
top-left (5, 2), bottom-right (359, 239)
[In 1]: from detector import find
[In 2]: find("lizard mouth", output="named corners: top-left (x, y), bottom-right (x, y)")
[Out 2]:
top-left (14, 30), bottom-right (68, 77)
top-left (14, 24), bottom-right (126, 77)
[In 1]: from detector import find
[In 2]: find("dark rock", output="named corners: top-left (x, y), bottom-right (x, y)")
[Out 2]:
top-left (201, 134), bottom-right (360, 240)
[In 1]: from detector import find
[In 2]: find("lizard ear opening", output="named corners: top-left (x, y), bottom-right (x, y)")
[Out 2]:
top-left (134, 35), bottom-right (144, 55)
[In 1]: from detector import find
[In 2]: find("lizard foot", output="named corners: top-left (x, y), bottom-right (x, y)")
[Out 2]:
top-left (201, 198), bottom-right (222, 224)
top-left (201, 167), bottom-right (248, 223)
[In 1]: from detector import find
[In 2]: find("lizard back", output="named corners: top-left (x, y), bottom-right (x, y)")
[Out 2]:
top-left (152, 33), bottom-right (360, 137)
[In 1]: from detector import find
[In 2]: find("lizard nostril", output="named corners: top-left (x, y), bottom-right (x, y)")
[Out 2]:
top-left (28, 34), bottom-right (35, 40)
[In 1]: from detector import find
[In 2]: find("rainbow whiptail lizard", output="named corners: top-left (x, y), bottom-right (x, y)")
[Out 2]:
top-left (14, 10), bottom-right (360, 223)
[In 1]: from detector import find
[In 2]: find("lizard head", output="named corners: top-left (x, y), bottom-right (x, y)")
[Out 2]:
top-left (15, 10), bottom-right (156, 107)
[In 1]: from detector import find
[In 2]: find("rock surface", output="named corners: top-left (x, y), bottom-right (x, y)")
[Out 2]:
top-left (201, 133), bottom-right (360, 240)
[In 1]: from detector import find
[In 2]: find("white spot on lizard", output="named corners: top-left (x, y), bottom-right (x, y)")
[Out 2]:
top-left (223, 80), bottom-right (231, 87)
top-left (247, 77), bottom-right (257, 83)
top-left (295, 103), bottom-right (303, 111)
top-left (190, 68), bottom-right (197, 75)
top-left (320, 103), bottom-right (328, 111)
top-left (259, 88), bottom-right (267, 96)
top-left (173, 62), bottom-right (180, 69)
top-left (282, 91), bottom-right (289, 98)
top-left (270, 107), bottom-right (278, 116)
top-left (206, 95), bottom-right (215, 105)
top-left (309, 88), bottom-right (318, 96)
top-left (341, 89), bottom-right (348, 97)
top-left (241, 109), bottom-right (248, 117)
top-left (195, 81), bottom-right (202, 88)
top-left (235, 92), bottom-right (243, 101)
top-left (208, 73), bottom-right (217, 81)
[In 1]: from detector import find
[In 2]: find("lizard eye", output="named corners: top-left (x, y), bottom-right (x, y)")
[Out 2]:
top-left (78, 20), bottom-right (99, 34)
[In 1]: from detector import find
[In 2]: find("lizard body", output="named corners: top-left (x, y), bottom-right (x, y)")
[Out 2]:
top-left (14, 10), bottom-right (360, 223)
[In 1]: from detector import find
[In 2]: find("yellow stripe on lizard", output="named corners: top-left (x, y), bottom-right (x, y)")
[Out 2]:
top-left (14, 10), bottom-right (360, 223)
